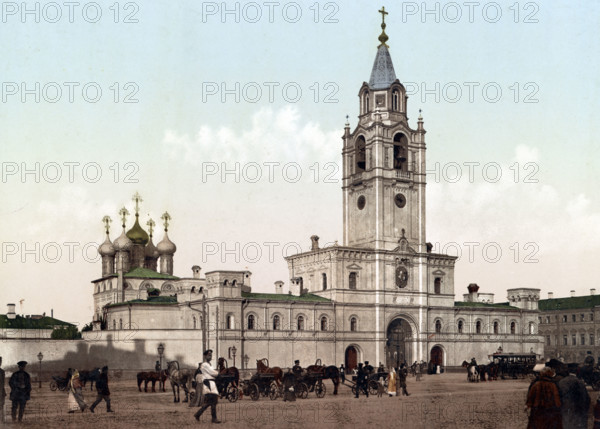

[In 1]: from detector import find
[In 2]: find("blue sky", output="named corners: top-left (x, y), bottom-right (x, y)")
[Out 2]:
top-left (1, 1), bottom-right (599, 325)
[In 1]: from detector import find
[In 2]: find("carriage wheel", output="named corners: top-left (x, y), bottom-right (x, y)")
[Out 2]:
top-left (50, 381), bottom-right (57, 391)
top-left (315, 380), bottom-right (326, 398)
top-left (227, 385), bottom-right (239, 402)
top-left (268, 383), bottom-right (279, 400)
top-left (249, 383), bottom-right (260, 401)
top-left (368, 380), bottom-right (378, 396)
top-left (59, 382), bottom-right (68, 391)
top-left (294, 382), bottom-right (308, 399)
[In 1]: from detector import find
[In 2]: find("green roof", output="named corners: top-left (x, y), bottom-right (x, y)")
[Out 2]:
top-left (125, 267), bottom-right (179, 279)
top-left (0, 315), bottom-right (74, 329)
top-left (107, 295), bottom-right (178, 308)
top-left (454, 301), bottom-right (519, 310)
top-left (242, 292), bottom-right (331, 302)
top-left (539, 295), bottom-right (600, 311)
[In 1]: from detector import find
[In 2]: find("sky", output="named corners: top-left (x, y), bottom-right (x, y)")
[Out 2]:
top-left (1, 1), bottom-right (599, 326)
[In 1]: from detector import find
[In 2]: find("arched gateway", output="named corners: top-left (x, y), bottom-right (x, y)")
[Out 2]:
top-left (386, 318), bottom-right (413, 368)
top-left (345, 346), bottom-right (358, 373)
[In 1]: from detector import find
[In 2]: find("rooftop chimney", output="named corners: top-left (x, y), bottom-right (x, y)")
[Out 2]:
top-left (548, 292), bottom-right (554, 299)
top-left (591, 289), bottom-right (596, 296)
top-left (310, 235), bottom-right (320, 251)
top-left (7, 303), bottom-right (16, 319)
top-left (275, 281), bottom-right (284, 294)
top-left (571, 290), bottom-right (576, 298)
top-left (192, 265), bottom-right (202, 279)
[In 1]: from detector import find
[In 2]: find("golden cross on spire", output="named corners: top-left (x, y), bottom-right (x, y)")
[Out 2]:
top-left (379, 6), bottom-right (388, 24)
top-left (161, 212), bottom-right (171, 231)
top-left (146, 218), bottom-right (155, 236)
top-left (119, 207), bottom-right (130, 228)
top-left (102, 216), bottom-right (112, 234)
top-left (132, 192), bottom-right (143, 215)
top-left (377, 6), bottom-right (390, 47)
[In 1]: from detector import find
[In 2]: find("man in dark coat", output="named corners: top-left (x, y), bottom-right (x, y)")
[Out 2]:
top-left (398, 364), bottom-right (410, 396)
top-left (90, 366), bottom-right (112, 413)
top-left (292, 360), bottom-right (302, 377)
top-left (525, 366), bottom-right (562, 429)
top-left (355, 363), bottom-right (368, 398)
top-left (282, 371), bottom-right (296, 402)
top-left (9, 361), bottom-right (31, 422)
top-left (0, 357), bottom-right (6, 423)
top-left (557, 373), bottom-right (590, 429)
top-left (339, 364), bottom-right (345, 384)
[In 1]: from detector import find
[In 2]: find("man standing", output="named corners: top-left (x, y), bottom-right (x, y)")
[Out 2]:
top-left (557, 369), bottom-right (589, 429)
top-left (9, 361), bottom-right (31, 422)
top-left (194, 349), bottom-right (221, 424)
top-left (355, 363), bottom-right (368, 398)
top-left (0, 357), bottom-right (6, 424)
top-left (339, 364), bottom-right (345, 384)
top-left (90, 366), bottom-right (112, 413)
top-left (292, 360), bottom-right (302, 377)
top-left (398, 364), bottom-right (410, 396)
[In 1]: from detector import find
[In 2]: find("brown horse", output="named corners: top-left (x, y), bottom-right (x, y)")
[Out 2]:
top-left (256, 358), bottom-right (283, 386)
top-left (305, 362), bottom-right (340, 395)
top-left (137, 370), bottom-right (168, 392)
top-left (217, 358), bottom-right (239, 387)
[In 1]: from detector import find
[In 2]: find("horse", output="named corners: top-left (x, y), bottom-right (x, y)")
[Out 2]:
top-left (137, 370), bottom-right (168, 392)
top-left (256, 358), bottom-right (283, 386)
top-left (217, 358), bottom-right (239, 387)
top-left (166, 361), bottom-right (194, 403)
top-left (305, 361), bottom-right (340, 395)
top-left (461, 361), bottom-right (478, 382)
top-left (79, 368), bottom-right (101, 391)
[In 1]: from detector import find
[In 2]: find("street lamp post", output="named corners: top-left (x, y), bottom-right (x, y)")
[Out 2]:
top-left (157, 343), bottom-right (165, 390)
top-left (37, 352), bottom-right (43, 388)
top-left (231, 346), bottom-right (237, 368)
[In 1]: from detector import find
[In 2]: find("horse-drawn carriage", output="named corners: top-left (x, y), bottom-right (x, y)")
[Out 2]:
top-left (49, 375), bottom-right (69, 391)
top-left (490, 353), bottom-right (536, 379)
top-left (241, 373), bottom-right (281, 401)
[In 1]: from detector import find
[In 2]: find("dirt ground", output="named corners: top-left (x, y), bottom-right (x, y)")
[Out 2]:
top-left (2, 372), bottom-right (597, 429)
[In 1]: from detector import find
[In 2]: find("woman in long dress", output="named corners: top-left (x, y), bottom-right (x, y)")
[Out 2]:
top-left (68, 370), bottom-right (87, 413)
top-left (387, 367), bottom-right (396, 397)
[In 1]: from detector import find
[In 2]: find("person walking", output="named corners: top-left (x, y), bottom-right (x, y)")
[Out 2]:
top-left (90, 366), bottom-right (112, 413)
top-left (189, 363), bottom-right (203, 408)
top-left (387, 367), bottom-right (396, 397)
top-left (68, 370), bottom-right (87, 413)
top-left (9, 361), bottom-right (31, 423)
top-left (0, 357), bottom-right (6, 424)
top-left (194, 349), bottom-right (221, 424)
top-left (339, 364), bottom-right (345, 384)
top-left (377, 376), bottom-right (385, 398)
top-left (415, 362), bottom-right (422, 382)
top-left (525, 366), bottom-right (562, 429)
top-left (398, 364), bottom-right (410, 396)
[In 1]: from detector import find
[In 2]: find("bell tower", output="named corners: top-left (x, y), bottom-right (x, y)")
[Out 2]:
top-left (342, 7), bottom-right (427, 253)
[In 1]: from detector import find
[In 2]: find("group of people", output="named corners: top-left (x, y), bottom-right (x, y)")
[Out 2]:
top-left (525, 365), bottom-right (591, 429)
top-left (0, 357), bottom-right (112, 423)
top-left (352, 361), bottom-right (411, 399)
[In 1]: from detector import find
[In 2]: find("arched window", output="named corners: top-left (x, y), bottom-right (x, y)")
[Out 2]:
top-left (510, 321), bottom-right (516, 334)
top-left (529, 322), bottom-right (535, 335)
top-left (226, 315), bottom-right (234, 330)
top-left (458, 320), bottom-right (464, 334)
top-left (247, 314), bottom-right (255, 330)
top-left (320, 316), bottom-right (328, 331)
top-left (297, 315), bottom-right (305, 331)
top-left (493, 321), bottom-right (499, 334)
top-left (223, 280), bottom-right (228, 286)
top-left (273, 315), bottom-right (281, 331)
top-left (393, 133), bottom-right (408, 171)
top-left (349, 272), bottom-right (357, 290)
top-left (112, 319), bottom-right (116, 330)
top-left (119, 318), bottom-right (123, 330)
top-left (475, 320), bottom-right (481, 334)
top-left (193, 316), bottom-right (197, 329)
top-left (363, 93), bottom-right (370, 114)
top-left (322, 273), bottom-right (327, 290)
top-left (435, 320), bottom-right (442, 333)
top-left (434, 277), bottom-right (441, 294)
top-left (350, 317), bottom-right (357, 332)
top-left (356, 136), bottom-right (366, 172)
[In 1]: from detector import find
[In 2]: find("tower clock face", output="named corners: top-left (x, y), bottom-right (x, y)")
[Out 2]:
top-left (396, 266), bottom-right (408, 288)
top-left (394, 193), bottom-right (406, 208)
top-left (357, 195), bottom-right (366, 210)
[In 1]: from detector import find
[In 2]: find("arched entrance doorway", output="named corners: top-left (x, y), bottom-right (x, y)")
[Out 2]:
top-left (345, 346), bottom-right (358, 373)
top-left (386, 318), bottom-right (412, 368)
top-left (430, 346), bottom-right (443, 372)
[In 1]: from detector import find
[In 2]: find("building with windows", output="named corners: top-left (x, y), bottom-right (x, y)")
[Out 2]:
top-left (538, 290), bottom-right (600, 362)
top-left (89, 10), bottom-right (543, 370)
